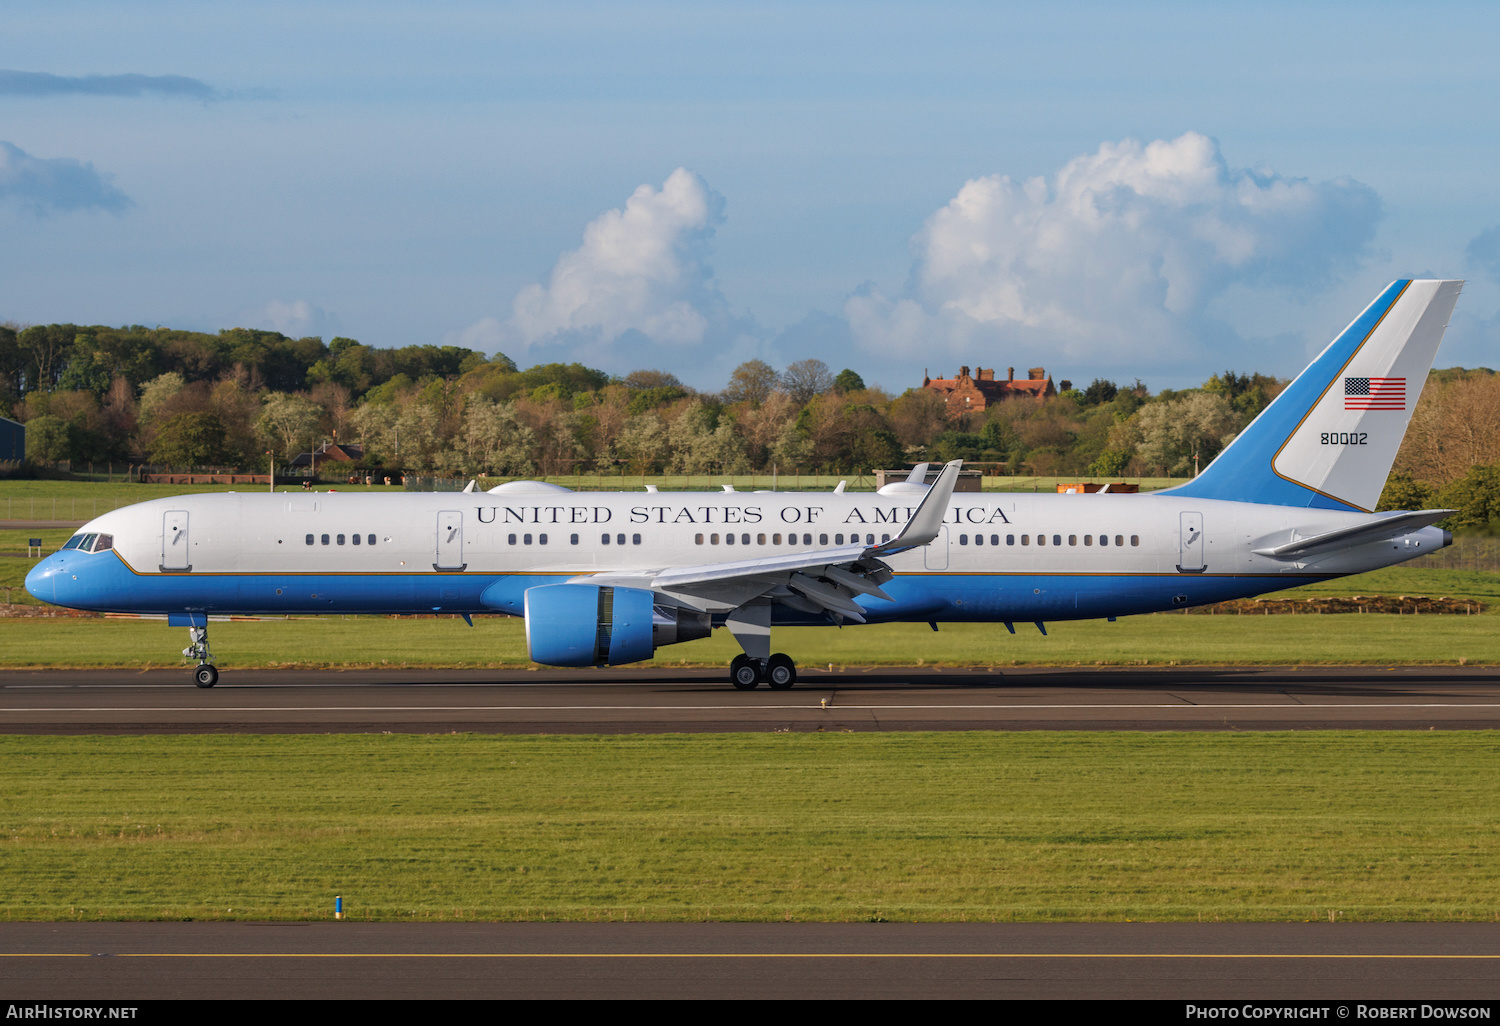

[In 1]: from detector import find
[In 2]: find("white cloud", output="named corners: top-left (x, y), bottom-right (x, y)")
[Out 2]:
top-left (846, 132), bottom-right (1380, 367)
top-left (491, 167), bottom-right (729, 353)
top-left (0, 140), bottom-right (131, 214)
top-left (241, 299), bottom-right (341, 339)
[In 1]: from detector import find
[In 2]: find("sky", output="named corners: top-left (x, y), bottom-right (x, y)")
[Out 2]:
top-left (3, 1), bottom-right (1500, 393)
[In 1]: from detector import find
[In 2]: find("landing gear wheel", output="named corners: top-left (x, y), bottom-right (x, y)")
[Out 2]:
top-left (766, 653), bottom-right (797, 690)
top-left (194, 664), bottom-right (219, 689)
top-left (730, 655), bottom-right (760, 690)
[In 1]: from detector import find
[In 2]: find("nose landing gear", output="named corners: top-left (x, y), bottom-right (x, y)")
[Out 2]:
top-left (183, 624), bottom-right (218, 688)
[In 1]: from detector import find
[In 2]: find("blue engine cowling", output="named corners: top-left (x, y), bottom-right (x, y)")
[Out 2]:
top-left (524, 584), bottom-right (710, 667)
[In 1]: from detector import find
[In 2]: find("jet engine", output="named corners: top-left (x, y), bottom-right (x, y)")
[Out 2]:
top-left (523, 584), bottom-right (711, 667)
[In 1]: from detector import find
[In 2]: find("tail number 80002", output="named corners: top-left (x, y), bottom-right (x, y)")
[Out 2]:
top-left (1321, 432), bottom-right (1368, 445)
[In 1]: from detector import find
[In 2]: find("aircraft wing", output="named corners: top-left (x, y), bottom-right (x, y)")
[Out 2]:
top-left (1253, 509), bottom-right (1454, 559)
top-left (652, 458), bottom-right (960, 585)
top-left (602, 459), bottom-right (964, 623)
top-left (650, 543), bottom-right (873, 589)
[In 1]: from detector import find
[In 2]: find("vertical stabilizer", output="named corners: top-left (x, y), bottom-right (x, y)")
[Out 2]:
top-left (1167, 279), bottom-right (1462, 510)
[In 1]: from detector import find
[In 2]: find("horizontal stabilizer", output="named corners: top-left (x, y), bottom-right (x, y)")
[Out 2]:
top-left (1254, 509), bottom-right (1453, 559)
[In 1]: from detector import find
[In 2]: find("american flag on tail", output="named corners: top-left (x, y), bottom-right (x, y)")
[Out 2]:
top-left (1344, 376), bottom-right (1406, 410)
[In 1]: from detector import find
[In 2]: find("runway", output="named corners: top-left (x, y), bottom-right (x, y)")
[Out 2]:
top-left (4, 922), bottom-right (1500, 1000)
top-left (3, 665), bottom-right (1500, 733)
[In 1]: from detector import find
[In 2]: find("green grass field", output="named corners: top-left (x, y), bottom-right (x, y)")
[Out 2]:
top-left (3, 732), bottom-right (1496, 923)
top-left (0, 605), bottom-right (1495, 669)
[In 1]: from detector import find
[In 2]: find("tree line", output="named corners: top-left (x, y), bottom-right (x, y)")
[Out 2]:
top-left (14, 320), bottom-right (1500, 521)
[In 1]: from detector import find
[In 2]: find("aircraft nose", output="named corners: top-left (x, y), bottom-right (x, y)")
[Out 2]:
top-left (24, 553), bottom-right (59, 604)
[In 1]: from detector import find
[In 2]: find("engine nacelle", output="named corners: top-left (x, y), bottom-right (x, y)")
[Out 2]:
top-left (523, 584), bottom-right (710, 667)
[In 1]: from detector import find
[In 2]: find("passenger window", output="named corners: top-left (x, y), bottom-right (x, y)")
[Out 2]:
top-left (696, 534), bottom-right (704, 545)
top-left (882, 534), bottom-right (891, 543)
top-left (772, 534), bottom-right (781, 544)
top-left (1084, 535), bottom-right (1093, 546)
top-left (539, 534), bottom-right (548, 544)
top-left (819, 534), bottom-right (828, 545)
top-left (306, 534), bottom-right (314, 545)
top-left (632, 534), bottom-right (641, 545)
top-left (509, 534), bottom-right (518, 545)
top-left (990, 535), bottom-right (999, 546)
top-left (321, 534), bottom-right (330, 545)
top-left (711, 533), bottom-right (720, 544)
top-left (1007, 534), bottom-right (1015, 545)
top-left (352, 534), bottom-right (361, 545)
top-left (571, 534), bottom-right (579, 545)
top-left (1099, 535), bottom-right (1108, 546)
top-left (835, 534), bottom-right (844, 545)
top-left (974, 534), bottom-right (983, 546)
top-left (740, 533), bottom-right (749, 545)
top-left (337, 534), bottom-right (346, 545)
top-left (1021, 534), bottom-right (1029, 545)
top-left (726, 533), bottom-right (736, 545)
top-left (1053, 535), bottom-right (1061, 546)
top-left (1117, 535), bottom-right (1126, 547)
top-left (524, 534), bottom-right (533, 545)
top-left (959, 534), bottom-right (968, 545)
top-left (1037, 534), bottom-right (1046, 546)
top-left (1130, 535), bottom-right (1139, 546)
top-left (368, 535), bottom-right (376, 546)
top-left (757, 534), bottom-right (766, 545)
top-left (616, 534), bottom-right (625, 545)
top-left (600, 533), bottom-right (610, 544)
top-left (1068, 535), bottom-right (1076, 546)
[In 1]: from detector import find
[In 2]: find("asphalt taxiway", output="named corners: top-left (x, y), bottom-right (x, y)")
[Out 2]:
top-left (4, 922), bottom-right (1500, 1000)
top-left (3, 665), bottom-right (1499, 733)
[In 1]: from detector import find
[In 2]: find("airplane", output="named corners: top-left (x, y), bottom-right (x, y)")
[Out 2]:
top-left (26, 279), bottom-right (1464, 690)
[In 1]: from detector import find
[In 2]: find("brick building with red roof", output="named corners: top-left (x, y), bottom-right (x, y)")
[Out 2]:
top-left (922, 366), bottom-right (1068, 419)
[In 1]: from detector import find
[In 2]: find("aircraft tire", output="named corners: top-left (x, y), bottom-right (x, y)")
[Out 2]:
top-left (730, 655), bottom-right (760, 690)
top-left (194, 664), bottom-right (219, 689)
top-left (767, 653), bottom-right (796, 690)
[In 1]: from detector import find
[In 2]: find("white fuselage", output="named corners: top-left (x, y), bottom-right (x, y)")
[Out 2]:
top-left (29, 488), bottom-right (1446, 625)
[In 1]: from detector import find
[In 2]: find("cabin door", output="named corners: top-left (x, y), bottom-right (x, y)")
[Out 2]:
top-left (161, 510), bottom-right (191, 571)
top-left (1178, 512), bottom-right (1206, 573)
top-left (435, 510), bottom-right (466, 570)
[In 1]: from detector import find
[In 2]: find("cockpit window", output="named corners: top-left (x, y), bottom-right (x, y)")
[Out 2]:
top-left (61, 533), bottom-right (114, 553)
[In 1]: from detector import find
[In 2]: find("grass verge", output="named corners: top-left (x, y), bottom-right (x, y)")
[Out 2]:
top-left (3, 732), bottom-right (1497, 923)
top-left (0, 605), bottom-right (1497, 668)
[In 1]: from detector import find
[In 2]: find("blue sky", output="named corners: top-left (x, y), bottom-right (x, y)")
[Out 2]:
top-left (3, 1), bottom-right (1499, 392)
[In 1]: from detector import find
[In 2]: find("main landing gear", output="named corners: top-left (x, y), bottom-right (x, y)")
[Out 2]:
top-left (184, 624), bottom-right (219, 688)
top-left (729, 653), bottom-right (798, 691)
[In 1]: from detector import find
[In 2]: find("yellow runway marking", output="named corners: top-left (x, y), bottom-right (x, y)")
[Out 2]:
top-left (6, 952), bottom-right (1500, 959)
